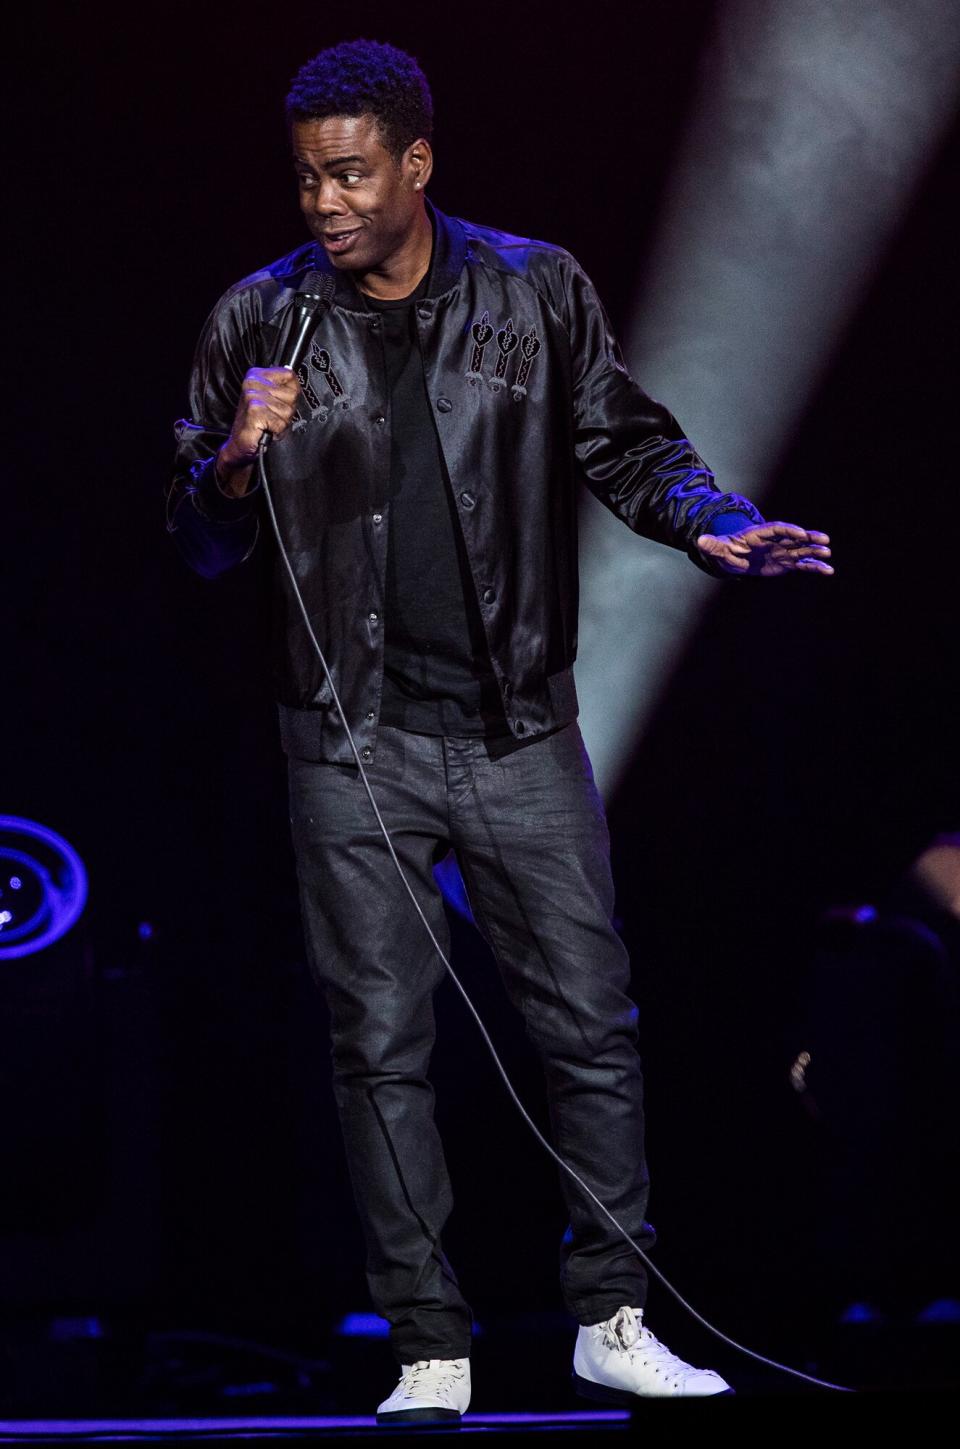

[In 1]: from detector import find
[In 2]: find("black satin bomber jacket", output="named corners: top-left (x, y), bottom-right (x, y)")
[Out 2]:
top-left (167, 199), bottom-right (763, 764)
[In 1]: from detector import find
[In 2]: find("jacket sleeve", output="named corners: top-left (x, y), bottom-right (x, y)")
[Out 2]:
top-left (557, 251), bottom-right (763, 575)
top-left (165, 284), bottom-right (265, 581)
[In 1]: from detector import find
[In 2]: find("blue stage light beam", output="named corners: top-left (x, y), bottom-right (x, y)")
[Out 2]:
top-left (576, 0), bottom-right (960, 797)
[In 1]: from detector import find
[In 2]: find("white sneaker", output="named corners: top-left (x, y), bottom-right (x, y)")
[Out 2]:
top-left (573, 1306), bottom-right (733, 1399)
top-left (376, 1357), bottom-right (471, 1425)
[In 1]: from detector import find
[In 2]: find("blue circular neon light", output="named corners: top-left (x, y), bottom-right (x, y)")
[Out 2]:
top-left (0, 816), bottom-right (88, 960)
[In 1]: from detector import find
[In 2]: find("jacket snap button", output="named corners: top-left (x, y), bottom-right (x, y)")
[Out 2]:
top-left (361, 747), bottom-right (372, 761)
top-left (417, 306), bottom-right (433, 320)
top-left (369, 611), bottom-right (379, 622)
top-left (374, 414), bottom-right (386, 425)
top-left (436, 397), bottom-right (453, 413)
top-left (372, 512), bottom-right (383, 524)
top-left (366, 711), bottom-right (375, 723)
top-left (482, 588), bottom-right (496, 604)
top-left (460, 492), bottom-right (475, 509)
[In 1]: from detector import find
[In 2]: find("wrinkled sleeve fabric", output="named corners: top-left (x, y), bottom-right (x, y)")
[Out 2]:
top-left (165, 283), bottom-right (265, 580)
top-left (556, 251), bottom-right (764, 576)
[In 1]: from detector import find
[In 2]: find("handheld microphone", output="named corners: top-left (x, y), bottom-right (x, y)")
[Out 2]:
top-left (276, 271), bottom-right (336, 371)
top-left (257, 271), bottom-right (336, 456)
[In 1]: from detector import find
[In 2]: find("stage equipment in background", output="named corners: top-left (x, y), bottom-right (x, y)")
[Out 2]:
top-left (789, 835), bottom-right (960, 1316)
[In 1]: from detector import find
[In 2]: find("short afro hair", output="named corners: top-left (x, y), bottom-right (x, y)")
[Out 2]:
top-left (285, 39), bottom-right (433, 163)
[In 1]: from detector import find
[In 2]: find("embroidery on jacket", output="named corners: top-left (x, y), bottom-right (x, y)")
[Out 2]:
top-left (466, 310), bottom-right (494, 386)
top-left (310, 344), bottom-right (350, 409)
top-left (464, 311), bottom-right (540, 401)
top-left (511, 326), bottom-right (541, 401)
top-left (295, 364), bottom-right (328, 425)
top-left (490, 317), bottom-right (520, 394)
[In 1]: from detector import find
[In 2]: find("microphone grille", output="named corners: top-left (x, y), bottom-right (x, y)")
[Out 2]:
top-left (298, 271), bottom-right (335, 303)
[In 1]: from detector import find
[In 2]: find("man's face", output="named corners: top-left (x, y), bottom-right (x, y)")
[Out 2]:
top-left (292, 114), bottom-right (428, 272)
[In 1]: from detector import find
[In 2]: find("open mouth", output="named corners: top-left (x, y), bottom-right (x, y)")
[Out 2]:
top-left (322, 229), bottom-right (362, 254)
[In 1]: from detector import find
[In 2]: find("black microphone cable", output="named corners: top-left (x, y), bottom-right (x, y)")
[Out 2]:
top-left (254, 330), bottom-right (854, 1395)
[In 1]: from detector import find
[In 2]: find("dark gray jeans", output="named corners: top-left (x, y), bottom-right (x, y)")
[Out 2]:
top-left (287, 721), bottom-right (656, 1363)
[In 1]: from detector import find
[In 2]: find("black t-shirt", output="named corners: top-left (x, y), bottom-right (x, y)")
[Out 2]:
top-left (362, 263), bottom-right (510, 737)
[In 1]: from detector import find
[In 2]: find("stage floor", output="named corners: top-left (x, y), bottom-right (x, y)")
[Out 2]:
top-left (0, 1411), bottom-right (632, 1444)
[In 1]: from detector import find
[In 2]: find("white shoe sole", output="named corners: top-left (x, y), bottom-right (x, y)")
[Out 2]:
top-left (573, 1370), bottom-right (735, 1402)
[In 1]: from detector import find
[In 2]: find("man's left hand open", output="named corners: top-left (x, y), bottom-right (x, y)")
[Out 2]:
top-left (696, 522), bottom-right (834, 578)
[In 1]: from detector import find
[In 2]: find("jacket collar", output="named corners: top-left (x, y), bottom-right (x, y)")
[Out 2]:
top-left (307, 196), bottom-right (467, 310)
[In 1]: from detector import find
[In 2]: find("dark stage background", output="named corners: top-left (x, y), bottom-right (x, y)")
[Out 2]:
top-left (4, 0), bottom-right (959, 1406)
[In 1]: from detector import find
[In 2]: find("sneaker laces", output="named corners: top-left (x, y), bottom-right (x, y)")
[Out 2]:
top-left (398, 1359), bottom-right (466, 1396)
top-left (600, 1307), bottom-right (702, 1387)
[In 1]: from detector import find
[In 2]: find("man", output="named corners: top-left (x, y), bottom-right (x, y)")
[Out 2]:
top-left (167, 39), bottom-right (833, 1420)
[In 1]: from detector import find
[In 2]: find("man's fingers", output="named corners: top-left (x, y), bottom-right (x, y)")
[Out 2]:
top-left (777, 543), bottom-right (832, 559)
top-left (247, 393), bottom-right (295, 418)
top-left (749, 522), bottom-right (831, 545)
top-left (243, 396), bottom-right (298, 441)
top-left (245, 379), bottom-right (301, 403)
top-left (699, 528), bottom-right (834, 577)
top-left (251, 366), bottom-right (302, 391)
top-left (763, 556), bottom-right (834, 576)
top-left (244, 366), bottom-right (302, 396)
top-left (752, 521), bottom-right (808, 541)
top-left (253, 405), bottom-right (295, 431)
